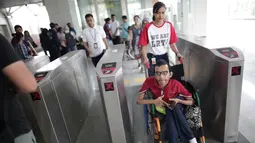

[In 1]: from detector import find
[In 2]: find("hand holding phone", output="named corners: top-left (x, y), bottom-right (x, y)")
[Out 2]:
top-left (167, 98), bottom-right (180, 109)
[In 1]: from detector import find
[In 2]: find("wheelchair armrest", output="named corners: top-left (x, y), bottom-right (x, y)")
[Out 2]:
top-left (186, 80), bottom-right (199, 93)
top-left (136, 90), bottom-right (154, 104)
top-left (145, 90), bottom-right (154, 99)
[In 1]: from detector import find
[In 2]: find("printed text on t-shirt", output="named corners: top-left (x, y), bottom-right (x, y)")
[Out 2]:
top-left (150, 33), bottom-right (169, 48)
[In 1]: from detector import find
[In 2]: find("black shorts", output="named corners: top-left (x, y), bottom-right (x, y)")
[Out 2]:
top-left (91, 50), bottom-right (106, 67)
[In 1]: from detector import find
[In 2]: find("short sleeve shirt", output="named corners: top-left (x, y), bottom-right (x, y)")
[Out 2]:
top-left (81, 25), bottom-right (106, 57)
top-left (139, 77), bottom-right (191, 102)
top-left (0, 34), bottom-right (31, 138)
top-left (139, 21), bottom-right (178, 55)
top-left (110, 21), bottom-right (120, 36)
top-left (120, 23), bottom-right (129, 39)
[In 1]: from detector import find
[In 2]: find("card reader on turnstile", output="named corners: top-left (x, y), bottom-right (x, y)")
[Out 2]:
top-left (217, 47), bottom-right (239, 58)
top-left (101, 62), bottom-right (117, 74)
top-left (30, 72), bottom-right (49, 101)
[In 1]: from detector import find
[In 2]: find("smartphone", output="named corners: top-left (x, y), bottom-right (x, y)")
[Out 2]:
top-left (167, 100), bottom-right (177, 110)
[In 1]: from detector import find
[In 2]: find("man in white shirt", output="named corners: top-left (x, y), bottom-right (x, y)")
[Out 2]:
top-left (82, 14), bottom-right (109, 67)
top-left (110, 14), bottom-right (121, 45)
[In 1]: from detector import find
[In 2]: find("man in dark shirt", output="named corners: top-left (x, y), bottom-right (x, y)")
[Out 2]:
top-left (11, 25), bottom-right (23, 47)
top-left (48, 23), bottom-right (61, 61)
top-left (0, 34), bottom-right (38, 143)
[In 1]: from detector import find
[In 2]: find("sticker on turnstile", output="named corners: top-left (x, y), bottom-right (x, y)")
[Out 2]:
top-left (231, 66), bottom-right (241, 76)
top-left (34, 72), bottom-right (48, 83)
top-left (31, 89), bottom-right (41, 101)
top-left (217, 48), bottom-right (239, 58)
top-left (101, 62), bottom-right (116, 75)
top-left (104, 82), bottom-right (114, 91)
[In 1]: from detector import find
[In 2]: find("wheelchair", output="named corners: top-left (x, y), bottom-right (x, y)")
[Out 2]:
top-left (144, 80), bottom-right (206, 143)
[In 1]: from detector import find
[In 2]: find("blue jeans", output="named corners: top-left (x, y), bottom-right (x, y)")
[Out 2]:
top-left (165, 96), bottom-right (194, 143)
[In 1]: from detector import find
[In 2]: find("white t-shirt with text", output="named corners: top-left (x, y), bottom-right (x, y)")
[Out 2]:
top-left (139, 21), bottom-right (178, 55)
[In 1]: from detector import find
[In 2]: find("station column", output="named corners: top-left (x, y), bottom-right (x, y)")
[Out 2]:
top-left (181, 0), bottom-right (208, 37)
top-left (43, 0), bottom-right (81, 33)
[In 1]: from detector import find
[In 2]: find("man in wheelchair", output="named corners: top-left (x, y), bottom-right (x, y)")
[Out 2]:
top-left (137, 59), bottom-right (198, 143)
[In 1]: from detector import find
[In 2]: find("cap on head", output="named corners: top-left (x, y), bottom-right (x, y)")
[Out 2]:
top-left (143, 17), bottom-right (150, 22)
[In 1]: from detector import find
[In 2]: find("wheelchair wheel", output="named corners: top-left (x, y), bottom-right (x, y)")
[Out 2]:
top-left (153, 117), bottom-right (163, 143)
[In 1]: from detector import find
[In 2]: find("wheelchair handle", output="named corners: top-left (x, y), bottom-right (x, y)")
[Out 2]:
top-left (178, 57), bottom-right (183, 64)
top-left (146, 62), bottom-right (150, 69)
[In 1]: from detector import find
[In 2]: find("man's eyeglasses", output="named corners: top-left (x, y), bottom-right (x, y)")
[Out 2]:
top-left (155, 71), bottom-right (169, 76)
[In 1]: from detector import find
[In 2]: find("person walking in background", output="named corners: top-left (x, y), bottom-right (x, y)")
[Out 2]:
top-left (13, 32), bottom-right (32, 60)
top-left (65, 26), bottom-right (77, 52)
top-left (129, 15), bottom-right (144, 71)
top-left (48, 22), bottom-right (61, 61)
top-left (67, 22), bottom-right (76, 35)
top-left (13, 32), bottom-right (37, 60)
top-left (120, 15), bottom-right (129, 43)
top-left (24, 31), bottom-right (37, 49)
top-left (81, 14), bottom-right (109, 67)
top-left (11, 25), bottom-right (23, 47)
top-left (104, 18), bottom-right (112, 44)
top-left (39, 28), bottom-right (50, 56)
top-left (110, 14), bottom-right (121, 45)
top-left (57, 27), bottom-right (67, 56)
top-left (141, 17), bottom-right (150, 31)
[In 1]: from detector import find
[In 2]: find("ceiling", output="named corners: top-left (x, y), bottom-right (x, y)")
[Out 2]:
top-left (0, 0), bottom-right (42, 9)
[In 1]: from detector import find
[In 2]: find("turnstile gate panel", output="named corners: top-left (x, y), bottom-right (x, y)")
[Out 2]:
top-left (19, 55), bottom-right (50, 143)
top-left (24, 55), bottom-right (50, 73)
top-left (31, 51), bottom-right (93, 143)
top-left (96, 44), bottom-right (132, 143)
top-left (176, 35), bottom-right (245, 142)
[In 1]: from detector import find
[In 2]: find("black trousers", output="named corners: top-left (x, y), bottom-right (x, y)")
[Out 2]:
top-left (49, 46), bottom-right (60, 62)
top-left (112, 36), bottom-right (121, 45)
top-left (41, 46), bottom-right (49, 56)
top-left (60, 46), bottom-right (68, 56)
top-left (91, 50), bottom-right (105, 67)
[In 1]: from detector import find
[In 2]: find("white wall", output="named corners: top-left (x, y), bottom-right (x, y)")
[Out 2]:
top-left (0, 12), bottom-right (11, 40)
top-left (44, 0), bottom-right (81, 33)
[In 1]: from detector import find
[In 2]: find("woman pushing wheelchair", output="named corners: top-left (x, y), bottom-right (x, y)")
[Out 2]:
top-left (139, 1), bottom-right (182, 76)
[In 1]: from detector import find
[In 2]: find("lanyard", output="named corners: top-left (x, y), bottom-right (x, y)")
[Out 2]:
top-left (89, 28), bottom-right (97, 42)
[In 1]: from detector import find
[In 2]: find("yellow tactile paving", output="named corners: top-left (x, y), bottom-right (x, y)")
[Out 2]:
top-left (134, 77), bottom-right (146, 83)
top-left (124, 80), bottom-right (130, 85)
top-left (124, 77), bottom-right (146, 85)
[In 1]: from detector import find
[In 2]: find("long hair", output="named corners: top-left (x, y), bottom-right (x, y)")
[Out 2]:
top-left (152, 2), bottom-right (166, 21)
